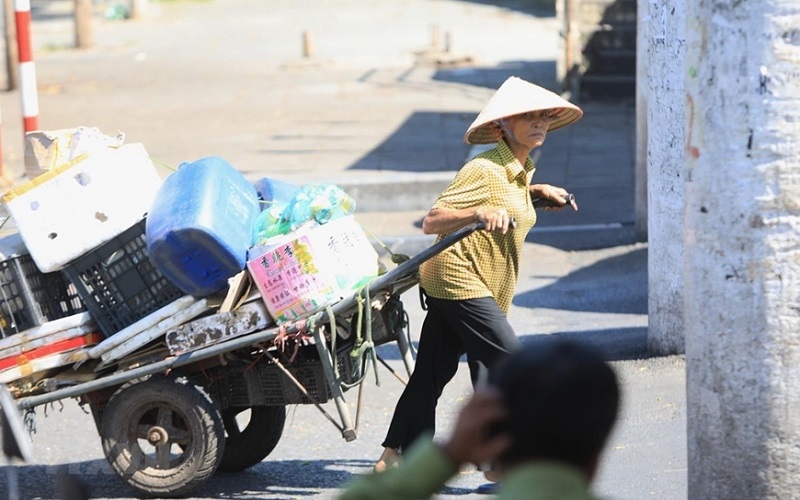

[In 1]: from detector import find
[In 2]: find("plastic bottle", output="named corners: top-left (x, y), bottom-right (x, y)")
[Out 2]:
top-left (253, 204), bottom-right (291, 244)
top-left (287, 191), bottom-right (313, 229)
top-left (277, 184), bottom-right (357, 230)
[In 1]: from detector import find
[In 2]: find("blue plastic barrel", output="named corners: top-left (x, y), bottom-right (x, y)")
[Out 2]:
top-left (146, 157), bottom-right (260, 297)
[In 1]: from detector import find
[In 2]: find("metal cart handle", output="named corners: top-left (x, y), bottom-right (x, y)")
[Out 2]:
top-left (368, 220), bottom-right (486, 290)
top-left (14, 221), bottom-right (488, 411)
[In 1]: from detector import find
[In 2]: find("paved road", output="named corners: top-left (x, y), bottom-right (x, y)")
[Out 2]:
top-left (3, 243), bottom-right (685, 500)
top-left (0, 1), bottom-right (686, 499)
top-left (8, 361), bottom-right (686, 500)
top-left (2, 0), bottom-right (635, 233)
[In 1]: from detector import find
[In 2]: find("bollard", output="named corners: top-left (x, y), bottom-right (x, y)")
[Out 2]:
top-left (13, 0), bottom-right (39, 133)
top-left (129, 0), bottom-right (148, 19)
top-left (302, 31), bottom-right (314, 59)
top-left (431, 24), bottom-right (440, 50)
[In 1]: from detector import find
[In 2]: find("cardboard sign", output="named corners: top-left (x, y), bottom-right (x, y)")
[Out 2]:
top-left (247, 216), bottom-right (379, 324)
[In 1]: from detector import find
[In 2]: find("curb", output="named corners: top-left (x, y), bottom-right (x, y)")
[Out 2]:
top-left (337, 174), bottom-right (454, 212)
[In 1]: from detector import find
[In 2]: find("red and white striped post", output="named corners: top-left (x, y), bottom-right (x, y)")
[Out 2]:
top-left (14, 0), bottom-right (38, 133)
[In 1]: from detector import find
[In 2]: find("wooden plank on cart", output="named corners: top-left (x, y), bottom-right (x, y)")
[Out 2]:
top-left (219, 270), bottom-right (252, 314)
top-left (0, 312), bottom-right (94, 356)
top-left (85, 296), bottom-right (198, 359)
top-left (0, 324), bottom-right (98, 361)
top-left (165, 296), bottom-right (274, 355)
top-left (98, 299), bottom-right (212, 368)
top-left (0, 332), bottom-right (104, 383)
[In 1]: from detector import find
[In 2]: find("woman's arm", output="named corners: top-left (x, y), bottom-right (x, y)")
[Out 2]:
top-left (530, 183), bottom-right (579, 211)
top-left (422, 205), bottom-right (512, 235)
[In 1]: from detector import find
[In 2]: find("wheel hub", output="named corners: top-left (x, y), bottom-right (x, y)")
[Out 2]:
top-left (147, 426), bottom-right (169, 446)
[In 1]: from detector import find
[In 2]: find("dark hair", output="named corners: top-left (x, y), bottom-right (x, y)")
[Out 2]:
top-left (488, 338), bottom-right (620, 469)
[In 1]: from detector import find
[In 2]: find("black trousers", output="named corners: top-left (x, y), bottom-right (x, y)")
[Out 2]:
top-left (381, 295), bottom-right (520, 452)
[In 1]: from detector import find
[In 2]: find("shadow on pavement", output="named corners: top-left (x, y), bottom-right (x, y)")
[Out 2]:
top-left (377, 326), bottom-right (649, 364)
top-left (526, 226), bottom-right (638, 252)
top-left (376, 245), bottom-right (647, 363)
top-left (377, 329), bottom-right (648, 366)
top-left (431, 61), bottom-right (559, 91)
top-left (456, 0), bottom-right (557, 18)
top-left (30, 0), bottom-right (71, 21)
top-left (349, 111), bottom-right (472, 172)
top-left (0, 458), bottom-right (367, 499)
top-left (520, 327), bottom-right (649, 361)
top-left (348, 60), bottom-right (558, 173)
top-left (514, 246), bottom-right (647, 314)
top-left (1, 462), bottom-right (111, 500)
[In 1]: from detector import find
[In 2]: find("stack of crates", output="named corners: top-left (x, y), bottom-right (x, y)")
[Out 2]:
top-left (62, 218), bottom-right (184, 337)
top-left (0, 233), bottom-right (85, 337)
top-left (0, 144), bottom-right (163, 275)
top-left (0, 230), bottom-right (93, 384)
top-left (0, 143), bottom-right (179, 337)
top-left (0, 142), bottom-right (180, 384)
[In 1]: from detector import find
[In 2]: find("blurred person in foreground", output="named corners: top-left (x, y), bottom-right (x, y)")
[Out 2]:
top-left (341, 338), bottom-right (621, 499)
top-left (374, 76), bottom-right (583, 473)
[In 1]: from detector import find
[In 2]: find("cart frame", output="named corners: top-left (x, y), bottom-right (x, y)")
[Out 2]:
top-left (7, 222), bottom-right (483, 497)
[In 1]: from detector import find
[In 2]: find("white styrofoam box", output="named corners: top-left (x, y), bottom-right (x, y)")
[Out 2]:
top-left (24, 126), bottom-right (125, 180)
top-left (1, 144), bottom-right (162, 272)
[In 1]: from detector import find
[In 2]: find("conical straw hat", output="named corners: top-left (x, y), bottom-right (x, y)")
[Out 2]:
top-left (464, 77), bottom-right (583, 145)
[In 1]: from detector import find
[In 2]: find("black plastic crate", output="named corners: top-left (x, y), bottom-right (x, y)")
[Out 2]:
top-left (209, 358), bottom-right (331, 407)
top-left (62, 219), bottom-right (184, 337)
top-left (0, 254), bottom-right (85, 337)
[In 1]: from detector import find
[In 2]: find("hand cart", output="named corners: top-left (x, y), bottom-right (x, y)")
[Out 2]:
top-left (5, 222), bottom-right (483, 498)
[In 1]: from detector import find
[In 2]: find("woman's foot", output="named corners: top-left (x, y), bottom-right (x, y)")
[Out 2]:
top-left (477, 470), bottom-right (503, 495)
top-left (374, 447), bottom-right (402, 473)
top-left (483, 469), bottom-right (502, 483)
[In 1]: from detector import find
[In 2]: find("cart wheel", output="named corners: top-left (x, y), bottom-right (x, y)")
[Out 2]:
top-left (218, 405), bottom-right (286, 472)
top-left (99, 376), bottom-right (225, 498)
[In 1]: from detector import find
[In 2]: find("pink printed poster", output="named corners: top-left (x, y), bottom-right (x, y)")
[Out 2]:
top-left (247, 216), bottom-right (379, 325)
top-left (247, 235), bottom-right (338, 324)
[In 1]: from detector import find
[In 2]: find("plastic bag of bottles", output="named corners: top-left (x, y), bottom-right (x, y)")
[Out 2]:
top-left (252, 183), bottom-right (356, 245)
top-left (252, 203), bottom-right (291, 243)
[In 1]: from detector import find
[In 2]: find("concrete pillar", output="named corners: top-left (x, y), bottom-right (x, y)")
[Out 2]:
top-left (685, 1), bottom-right (800, 497)
top-left (646, 0), bottom-right (686, 355)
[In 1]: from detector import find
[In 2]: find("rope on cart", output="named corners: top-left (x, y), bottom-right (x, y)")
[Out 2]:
top-left (148, 157), bottom-right (177, 173)
top-left (361, 225), bottom-right (410, 264)
top-left (354, 282), bottom-right (380, 387)
top-left (329, 280), bottom-right (381, 390)
top-left (388, 294), bottom-right (415, 358)
top-left (273, 318), bottom-right (315, 363)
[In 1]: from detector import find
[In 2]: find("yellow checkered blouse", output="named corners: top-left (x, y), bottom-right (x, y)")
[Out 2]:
top-left (419, 140), bottom-right (537, 313)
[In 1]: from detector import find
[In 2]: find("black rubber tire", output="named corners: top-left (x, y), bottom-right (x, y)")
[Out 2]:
top-left (218, 405), bottom-right (286, 472)
top-left (99, 376), bottom-right (225, 498)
